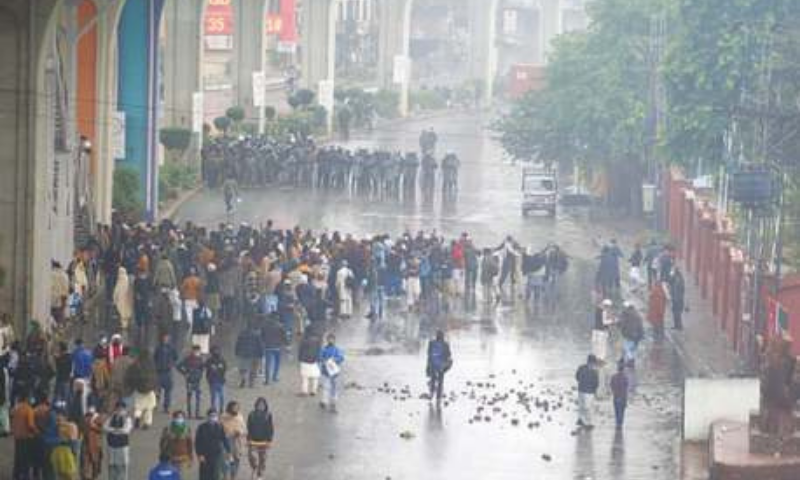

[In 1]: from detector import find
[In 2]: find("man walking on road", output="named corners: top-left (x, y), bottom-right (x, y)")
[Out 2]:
top-left (154, 333), bottom-right (178, 413)
top-left (104, 401), bottom-right (133, 480)
top-left (177, 345), bottom-right (205, 419)
top-left (319, 334), bottom-right (345, 413)
top-left (195, 408), bottom-right (230, 480)
top-left (669, 267), bottom-right (686, 330)
top-left (575, 355), bottom-right (599, 429)
top-left (610, 361), bottom-right (630, 429)
top-left (426, 330), bottom-right (453, 402)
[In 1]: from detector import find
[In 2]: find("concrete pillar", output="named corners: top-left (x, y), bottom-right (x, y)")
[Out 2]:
top-left (300, 0), bottom-right (336, 90)
top-left (162, 0), bottom-right (203, 130)
top-left (94, 3), bottom-right (122, 225)
top-left (468, 0), bottom-right (499, 107)
top-left (233, 0), bottom-right (265, 118)
top-left (376, 0), bottom-right (412, 116)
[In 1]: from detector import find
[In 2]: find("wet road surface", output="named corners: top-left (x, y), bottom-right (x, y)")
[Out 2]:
top-left (0, 113), bottom-right (688, 479)
top-left (173, 112), bottom-right (688, 479)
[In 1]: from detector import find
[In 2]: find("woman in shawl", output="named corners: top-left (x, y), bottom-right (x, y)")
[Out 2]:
top-left (112, 267), bottom-right (133, 330)
top-left (220, 401), bottom-right (246, 479)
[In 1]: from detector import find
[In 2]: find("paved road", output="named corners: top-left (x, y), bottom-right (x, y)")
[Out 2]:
top-left (176, 112), bottom-right (687, 480)
top-left (0, 113), bottom-right (689, 480)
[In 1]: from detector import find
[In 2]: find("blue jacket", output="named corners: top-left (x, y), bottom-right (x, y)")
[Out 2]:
top-left (149, 462), bottom-right (181, 480)
top-left (319, 344), bottom-right (344, 377)
top-left (71, 347), bottom-right (94, 379)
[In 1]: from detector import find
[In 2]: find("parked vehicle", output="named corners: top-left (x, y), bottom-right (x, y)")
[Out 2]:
top-left (521, 166), bottom-right (557, 217)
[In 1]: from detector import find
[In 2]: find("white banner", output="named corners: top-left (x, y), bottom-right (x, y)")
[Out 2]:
top-left (192, 92), bottom-right (204, 133)
top-left (252, 71), bottom-right (266, 107)
top-left (112, 112), bottom-right (126, 160)
top-left (318, 79), bottom-right (335, 112)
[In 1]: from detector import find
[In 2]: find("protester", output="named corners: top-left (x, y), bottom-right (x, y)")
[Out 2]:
top-left (191, 301), bottom-right (214, 356)
top-left (426, 330), bottom-right (453, 402)
top-left (261, 315), bottom-right (287, 386)
top-left (103, 401), bottom-right (133, 480)
top-left (154, 334), bottom-right (179, 413)
top-left (125, 349), bottom-right (158, 429)
top-left (177, 345), bottom-right (205, 419)
top-left (297, 328), bottom-right (322, 396)
top-left (319, 334), bottom-right (345, 413)
top-left (610, 361), bottom-right (629, 429)
top-left (669, 267), bottom-right (686, 330)
top-left (647, 282), bottom-right (668, 339)
top-left (11, 394), bottom-right (39, 479)
top-left (159, 410), bottom-right (193, 477)
top-left (80, 406), bottom-right (104, 480)
top-left (220, 401), bottom-right (246, 480)
top-left (618, 301), bottom-right (644, 367)
top-left (205, 346), bottom-right (227, 414)
top-left (195, 408), bottom-right (230, 480)
top-left (246, 398), bottom-right (274, 480)
top-left (234, 323), bottom-right (263, 389)
top-left (575, 355), bottom-right (599, 429)
top-left (148, 453), bottom-right (181, 480)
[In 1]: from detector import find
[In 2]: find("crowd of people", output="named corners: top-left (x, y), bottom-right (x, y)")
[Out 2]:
top-left (201, 129), bottom-right (461, 204)
top-left (574, 238), bottom-right (687, 431)
top-left (4, 210), bottom-right (572, 480)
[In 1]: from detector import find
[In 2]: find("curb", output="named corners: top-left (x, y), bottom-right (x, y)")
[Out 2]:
top-left (159, 185), bottom-right (203, 221)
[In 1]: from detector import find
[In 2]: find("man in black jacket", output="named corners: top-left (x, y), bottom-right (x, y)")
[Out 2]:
top-left (575, 355), bottom-right (599, 429)
top-left (669, 267), bottom-right (686, 330)
top-left (261, 315), bottom-right (287, 386)
top-left (154, 333), bottom-right (178, 413)
top-left (195, 408), bottom-right (230, 480)
top-left (205, 346), bottom-right (227, 414)
top-left (426, 330), bottom-right (453, 402)
top-left (234, 324), bottom-right (264, 388)
top-left (246, 397), bottom-right (275, 480)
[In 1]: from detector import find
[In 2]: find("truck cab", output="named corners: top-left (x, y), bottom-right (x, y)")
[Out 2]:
top-left (521, 166), bottom-right (557, 217)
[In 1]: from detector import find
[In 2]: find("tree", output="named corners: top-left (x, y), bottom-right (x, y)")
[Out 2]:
top-left (264, 106), bottom-right (277, 121)
top-left (213, 116), bottom-right (232, 135)
top-left (158, 127), bottom-right (193, 164)
top-left (112, 165), bottom-right (144, 221)
top-left (288, 89), bottom-right (315, 110)
top-left (225, 106), bottom-right (246, 134)
top-left (493, 0), bottom-right (665, 213)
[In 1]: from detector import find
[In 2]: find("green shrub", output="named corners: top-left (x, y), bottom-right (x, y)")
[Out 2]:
top-left (225, 106), bottom-right (246, 123)
top-left (113, 165), bottom-right (144, 220)
top-left (410, 89), bottom-right (447, 111)
top-left (159, 163), bottom-right (199, 203)
top-left (213, 116), bottom-right (232, 135)
top-left (374, 89), bottom-right (400, 119)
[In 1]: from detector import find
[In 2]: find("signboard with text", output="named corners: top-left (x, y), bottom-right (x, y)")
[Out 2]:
top-left (205, 0), bottom-right (233, 50)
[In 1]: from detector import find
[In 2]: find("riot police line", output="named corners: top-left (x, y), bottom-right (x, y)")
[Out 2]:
top-left (201, 132), bottom-right (461, 202)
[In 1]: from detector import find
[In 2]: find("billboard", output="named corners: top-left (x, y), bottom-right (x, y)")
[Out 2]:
top-left (205, 0), bottom-right (233, 47)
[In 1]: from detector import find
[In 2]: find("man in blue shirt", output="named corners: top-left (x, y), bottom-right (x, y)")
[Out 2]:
top-left (319, 334), bottom-right (345, 413)
top-left (71, 338), bottom-right (93, 414)
top-left (148, 453), bottom-right (181, 480)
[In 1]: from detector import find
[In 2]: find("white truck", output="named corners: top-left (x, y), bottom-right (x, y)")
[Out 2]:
top-left (521, 166), bottom-right (558, 217)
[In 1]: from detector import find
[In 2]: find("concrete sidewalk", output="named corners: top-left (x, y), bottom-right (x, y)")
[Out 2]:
top-left (595, 217), bottom-right (747, 378)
